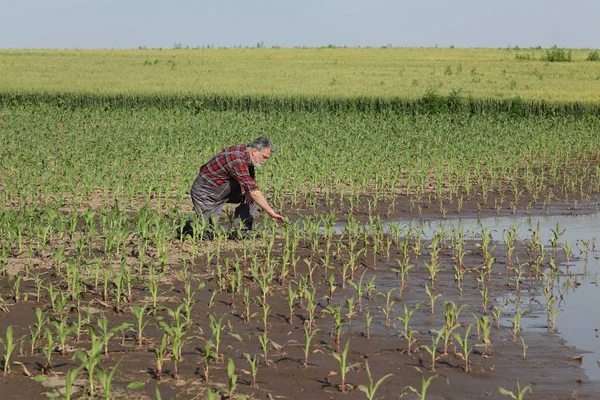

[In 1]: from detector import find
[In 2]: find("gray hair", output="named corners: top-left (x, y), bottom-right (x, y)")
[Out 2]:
top-left (249, 137), bottom-right (275, 153)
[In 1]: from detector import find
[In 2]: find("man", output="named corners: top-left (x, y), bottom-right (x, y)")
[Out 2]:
top-left (186, 137), bottom-right (285, 240)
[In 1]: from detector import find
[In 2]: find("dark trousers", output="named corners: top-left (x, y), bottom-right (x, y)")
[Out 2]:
top-left (190, 176), bottom-right (258, 231)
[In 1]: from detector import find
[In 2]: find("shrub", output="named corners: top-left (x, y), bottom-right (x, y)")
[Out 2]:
top-left (541, 46), bottom-right (572, 62)
top-left (587, 50), bottom-right (600, 61)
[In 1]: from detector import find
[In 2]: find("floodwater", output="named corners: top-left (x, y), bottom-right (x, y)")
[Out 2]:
top-left (331, 211), bottom-right (600, 379)
top-left (383, 212), bottom-right (600, 380)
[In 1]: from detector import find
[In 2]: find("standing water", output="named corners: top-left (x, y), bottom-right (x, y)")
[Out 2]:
top-left (334, 212), bottom-right (600, 379)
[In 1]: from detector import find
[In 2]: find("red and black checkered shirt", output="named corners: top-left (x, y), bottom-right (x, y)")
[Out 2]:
top-left (198, 144), bottom-right (258, 192)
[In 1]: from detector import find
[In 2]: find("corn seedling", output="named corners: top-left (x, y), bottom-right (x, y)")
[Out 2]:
top-left (498, 380), bottom-right (533, 399)
top-left (97, 356), bottom-right (144, 398)
top-left (403, 366), bottom-right (447, 400)
top-left (398, 301), bottom-right (422, 337)
top-left (377, 288), bottom-right (397, 328)
top-left (96, 315), bottom-right (133, 356)
top-left (131, 304), bottom-right (152, 347)
top-left (393, 258), bottom-right (414, 289)
top-left (453, 324), bottom-right (476, 373)
top-left (329, 340), bottom-right (360, 394)
top-left (358, 359), bottom-right (394, 400)
top-left (302, 325), bottom-right (320, 368)
top-left (29, 307), bottom-right (47, 354)
top-left (364, 310), bottom-right (373, 340)
top-left (425, 284), bottom-right (442, 315)
top-left (473, 314), bottom-right (492, 356)
top-left (224, 358), bottom-right (238, 398)
top-left (323, 303), bottom-right (345, 354)
top-left (347, 269), bottom-right (367, 312)
top-left (73, 326), bottom-right (103, 396)
top-left (243, 353), bottom-right (260, 389)
top-left (49, 314), bottom-right (77, 355)
top-left (1, 326), bottom-right (20, 376)
top-left (41, 328), bottom-right (55, 374)
top-left (422, 328), bottom-right (444, 372)
top-left (285, 282), bottom-right (297, 325)
top-left (259, 330), bottom-right (281, 367)
top-left (511, 309), bottom-right (526, 342)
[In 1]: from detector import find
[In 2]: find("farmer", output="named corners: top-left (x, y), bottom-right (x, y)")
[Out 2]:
top-left (186, 137), bottom-right (285, 240)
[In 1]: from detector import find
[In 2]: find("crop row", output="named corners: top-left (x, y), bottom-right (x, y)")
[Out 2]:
top-left (1, 106), bottom-right (600, 219)
top-left (0, 206), bottom-right (590, 397)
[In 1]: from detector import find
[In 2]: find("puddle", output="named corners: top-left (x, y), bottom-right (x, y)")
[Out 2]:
top-left (333, 212), bottom-right (600, 380)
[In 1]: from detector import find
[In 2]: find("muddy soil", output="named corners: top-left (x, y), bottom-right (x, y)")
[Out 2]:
top-left (1, 193), bottom-right (599, 400)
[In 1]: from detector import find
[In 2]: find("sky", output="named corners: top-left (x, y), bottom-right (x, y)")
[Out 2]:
top-left (1, 0), bottom-right (599, 49)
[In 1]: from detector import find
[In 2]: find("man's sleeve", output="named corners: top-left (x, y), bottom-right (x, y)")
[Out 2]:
top-left (231, 160), bottom-right (259, 192)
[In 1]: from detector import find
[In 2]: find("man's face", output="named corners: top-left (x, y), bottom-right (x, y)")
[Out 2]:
top-left (250, 147), bottom-right (271, 168)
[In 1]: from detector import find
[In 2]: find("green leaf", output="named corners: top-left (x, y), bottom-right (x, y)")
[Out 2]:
top-left (32, 375), bottom-right (49, 383)
top-left (126, 381), bottom-right (145, 390)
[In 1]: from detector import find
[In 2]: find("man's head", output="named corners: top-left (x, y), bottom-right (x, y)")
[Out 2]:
top-left (248, 137), bottom-right (275, 168)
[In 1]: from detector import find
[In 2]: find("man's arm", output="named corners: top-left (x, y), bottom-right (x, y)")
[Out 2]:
top-left (248, 190), bottom-right (285, 224)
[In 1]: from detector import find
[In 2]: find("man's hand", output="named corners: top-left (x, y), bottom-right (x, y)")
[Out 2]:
top-left (248, 190), bottom-right (286, 226)
top-left (269, 212), bottom-right (286, 226)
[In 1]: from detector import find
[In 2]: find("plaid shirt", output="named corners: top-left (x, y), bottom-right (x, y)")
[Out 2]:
top-left (198, 144), bottom-right (258, 192)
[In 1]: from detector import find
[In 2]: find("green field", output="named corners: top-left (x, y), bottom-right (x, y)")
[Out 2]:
top-left (2, 106), bottom-right (599, 216)
top-left (1, 48), bottom-right (599, 114)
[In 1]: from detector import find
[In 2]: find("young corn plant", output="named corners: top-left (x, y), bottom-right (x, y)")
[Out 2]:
top-left (154, 333), bottom-right (169, 380)
top-left (285, 282), bottom-right (297, 325)
top-left (364, 310), bottom-right (373, 340)
top-left (424, 260), bottom-right (442, 291)
top-left (498, 380), bottom-right (533, 399)
top-left (403, 366), bottom-right (447, 400)
top-left (131, 304), bottom-right (152, 347)
top-left (29, 308), bottom-right (47, 354)
top-left (49, 314), bottom-right (77, 355)
top-left (323, 303), bottom-right (345, 354)
top-left (347, 269), bottom-right (367, 312)
top-left (96, 357), bottom-right (145, 399)
top-left (73, 326), bottom-right (103, 397)
top-left (397, 301), bottom-right (422, 337)
top-left (377, 288), bottom-right (397, 328)
top-left (224, 358), bottom-right (238, 398)
top-left (96, 315), bottom-right (133, 357)
top-left (41, 328), bottom-right (55, 375)
top-left (473, 314), bottom-right (492, 356)
top-left (425, 284), bottom-right (442, 315)
top-left (345, 296), bottom-right (358, 326)
top-left (358, 359), bottom-right (394, 400)
top-left (511, 309), bottom-right (526, 342)
top-left (1, 326), bottom-right (20, 376)
top-left (242, 287), bottom-right (258, 324)
top-left (208, 314), bottom-right (232, 362)
top-left (454, 324), bottom-right (477, 373)
top-left (302, 325), bottom-right (320, 368)
top-left (329, 340), bottom-right (360, 394)
top-left (422, 328), bottom-right (444, 372)
top-left (304, 285), bottom-right (320, 334)
top-left (243, 353), bottom-right (260, 389)
top-left (259, 330), bottom-right (281, 367)
top-left (392, 258), bottom-right (414, 289)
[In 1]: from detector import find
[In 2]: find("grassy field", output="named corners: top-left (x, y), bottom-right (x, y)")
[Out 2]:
top-left (1, 48), bottom-right (599, 106)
